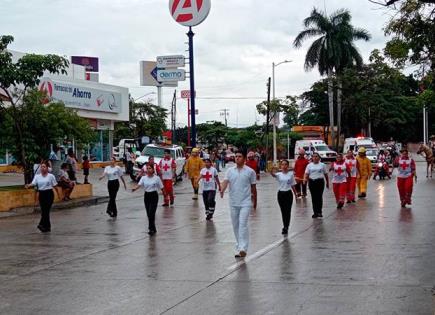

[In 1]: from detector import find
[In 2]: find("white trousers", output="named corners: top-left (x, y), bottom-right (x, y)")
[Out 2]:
top-left (230, 206), bottom-right (251, 252)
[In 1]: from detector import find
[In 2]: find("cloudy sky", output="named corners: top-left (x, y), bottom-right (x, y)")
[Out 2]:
top-left (2, 0), bottom-right (394, 128)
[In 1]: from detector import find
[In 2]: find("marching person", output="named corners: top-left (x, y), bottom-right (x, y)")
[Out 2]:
top-left (220, 151), bottom-right (257, 258)
top-left (330, 153), bottom-right (350, 209)
top-left (356, 147), bottom-right (372, 198)
top-left (345, 150), bottom-right (357, 203)
top-left (303, 152), bottom-right (329, 218)
top-left (159, 149), bottom-right (176, 206)
top-left (99, 157), bottom-right (127, 218)
top-left (25, 161), bottom-right (60, 232)
top-left (396, 148), bottom-right (416, 208)
top-left (294, 149), bottom-right (309, 198)
top-left (136, 155), bottom-right (160, 180)
top-left (197, 158), bottom-right (221, 220)
top-left (271, 160), bottom-right (297, 235)
top-left (132, 164), bottom-right (165, 235)
top-left (184, 148), bottom-right (205, 200)
top-left (245, 151), bottom-right (260, 209)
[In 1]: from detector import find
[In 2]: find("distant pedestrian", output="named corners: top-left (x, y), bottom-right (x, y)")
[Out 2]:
top-left (397, 149), bottom-right (416, 208)
top-left (330, 153), bottom-right (350, 209)
top-left (82, 155), bottom-right (90, 184)
top-left (271, 160), bottom-right (297, 235)
top-left (245, 151), bottom-right (260, 209)
top-left (25, 161), bottom-right (60, 232)
top-left (304, 152), bottom-right (329, 218)
top-left (58, 163), bottom-right (75, 201)
top-left (65, 148), bottom-right (78, 182)
top-left (345, 150), bottom-right (357, 203)
top-left (132, 164), bottom-right (165, 235)
top-left (294, 149), bottom-right (309, 198)
top-left (159, 149), bottom-right (176, 206)
top-left (220, 149), bottom-right (227, 168)
top-left (356, 147), bottom-right (372, 198)
top-left (220, 151), bottom-right (257, 258)
top-left (99, 157), bottom-right (127, 218)
top-left (137, 155), bottom-right (161, 180)
top-left (184, 148), bottom-right (205, 200)
top-left (197, 158), bottom-right (221, 220)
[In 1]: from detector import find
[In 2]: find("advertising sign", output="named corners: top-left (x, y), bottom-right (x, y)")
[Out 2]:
top-left (157, 55), bottom-right (185, 68)
top-left (169, 0), bottom-right (211, 27)
top-left (140, 61), bottom-right (178, 87)
top-left (71, 56), bottom-right (99, 72)
top-left (157, 69), bottom-right (186, 82)
top-left (38, 77), bottom-right (121, 113)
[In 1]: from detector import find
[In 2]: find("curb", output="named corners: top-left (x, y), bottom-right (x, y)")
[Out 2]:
top-left (0, 196), bottom-right (109, 219)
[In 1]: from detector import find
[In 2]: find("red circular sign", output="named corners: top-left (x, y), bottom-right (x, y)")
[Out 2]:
top-left (169, 0), bottom-right (211, 27)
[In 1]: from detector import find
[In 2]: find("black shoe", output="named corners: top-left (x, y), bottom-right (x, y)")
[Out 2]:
top-left (312, 214), bottom-right (318, 218)
top-left (206, 214), bottom-right (212, 221)
top-left (318, 213), bottom-right (323, 218)
top-left (361, 193), bottom-right (366, 198)
top-left (281, 228), bottom-right (288, 235)
top-left (106, 210), bottom-right (112, 217)
top-left (170, 200), bottom-right (174, 205)
top-left (161, 203), bottom-right (169, 207)
top-left (37, 225), bottom-right (49, 233)
top-left (148, 230), bottom-right (156, 236)
top-left (346, 200), bottom-right (352, 204)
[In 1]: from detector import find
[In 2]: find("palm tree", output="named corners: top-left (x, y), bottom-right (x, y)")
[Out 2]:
top-left (293, 8), bottom-right (370, 148)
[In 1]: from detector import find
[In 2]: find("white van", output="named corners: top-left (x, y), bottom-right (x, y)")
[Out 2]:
top-left (294, 140), bottom-right (337, 162)
top-left (112, 139), bottom-right (138, 161)
top-left (343, 137), bottom-right (376, 154)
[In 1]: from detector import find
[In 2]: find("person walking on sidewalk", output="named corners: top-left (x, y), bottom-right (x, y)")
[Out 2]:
top-left (25, 161), bottom-right (60, 233)
top-left (99, 157), bottom-right (126, 218)
top-left (345, 150), bottom-right (357, 203)
top-left (396, 148), bottom-right (416, 208)
top-left (271, 160), bottom-right (297, 235)
top-left (294, 149), bottom-right (309, 198)
top-left (330, 154), bottom-right (350, 209)
top-left (184, 148), bottom-right (205, 200)
top-left (197, 158), bottom-right (221, 220)
top-left (356, 147), bottom-right (372, 198)
top-left (303, 152), bottom-right (329, 218)
top-left (132, 164), bottom-right (165, 235)
top-left (220, 151), bottom-right (257, 258)
top-left (159, 149), bottom-right (176, 206)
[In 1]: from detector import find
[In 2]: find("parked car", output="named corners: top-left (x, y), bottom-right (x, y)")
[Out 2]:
top-left (133, 144), bottom-right (185, 181)
top-left (294, 140), bottom-right (337, 162)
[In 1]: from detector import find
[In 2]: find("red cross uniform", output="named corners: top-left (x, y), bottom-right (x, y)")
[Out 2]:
top-left (200, 167), bottom-right (218, 191)
top-left (397, 157), bottom-right (415, 206)
top-left (345, 157), bottom-right (357, 202)
top-left (159, 157), bottom-right (176, 205)
top-left (331, 162), bottom-right (348, 205)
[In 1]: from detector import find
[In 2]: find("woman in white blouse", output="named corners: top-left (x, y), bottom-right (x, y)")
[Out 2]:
top-left (25, 161), bottom-right (60, 232)
top-left (132, 164), bottom-right (165, 235)
top-left (303, 152), bottom-right (329, 218)
top-left (271, 160), bottom-right (298, 235)
top-left (99, 157), bottom-right (127, 218)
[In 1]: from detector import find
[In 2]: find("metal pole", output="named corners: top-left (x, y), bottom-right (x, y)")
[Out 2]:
top-left (272, 62), bottom-right (277, 164)
top-left (188, 27), bottom-right (196, 147)
top-left (157, 86), bottom-right (162, 107)
top-left (187, 98), bottom-right (191, 147)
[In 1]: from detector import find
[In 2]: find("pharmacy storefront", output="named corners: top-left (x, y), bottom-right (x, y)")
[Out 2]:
top-left (38, 76), bottom-right (129, 162)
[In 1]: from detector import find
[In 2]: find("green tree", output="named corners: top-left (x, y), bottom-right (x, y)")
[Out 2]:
top-left (293, 8), bottom-right (370, 148)
top-left (1, 90), bottom-right (94, 183)
top-left (196, 121), bottom-right (228, 149)
top-left (256, 96), bottom-right (300, 129)
top-left (0, 35), bottom-right (70, 183)
top-left (298, 80), bottom-right (330, 126)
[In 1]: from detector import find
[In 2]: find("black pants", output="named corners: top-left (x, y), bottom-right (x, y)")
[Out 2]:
top-left (39, 189), bottom-right (54, 230)
top-left (126, 161), bottom-right (133, 175)
top-left (107, 179), bottom-right (119, 216)
top-left (202, 190), bottom-right (216, 214)
top-left (308, 179), bottom-right (325, 215)
top-left (295, 181), bottom-right (307, 196)
top-left (67, 170), bottom-right (76, 181)
top-left (277, 190), bottom-right (293, 229)
top-left (144, 191), bottom-right (159, 232)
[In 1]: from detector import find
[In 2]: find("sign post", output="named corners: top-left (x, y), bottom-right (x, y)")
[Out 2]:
top-left (169, 0), bottom-right (211, 148)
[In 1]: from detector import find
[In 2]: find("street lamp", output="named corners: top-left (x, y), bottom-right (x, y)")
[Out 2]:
top-left (272, 60), bottom-right (292, 164)
top-left (134, 91), bottom-right (156, 102)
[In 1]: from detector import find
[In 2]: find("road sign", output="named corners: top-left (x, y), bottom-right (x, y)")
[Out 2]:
top-left (169, 0), bottom-right (211, 27)
top-left (157, 69), bottom-right (186, 82)
top-left (180, 90), bottom-right (196, 99)
top-left (140, 61), bottom-right (178, 87)
top-left (157, 55), bottom-right (185, 68)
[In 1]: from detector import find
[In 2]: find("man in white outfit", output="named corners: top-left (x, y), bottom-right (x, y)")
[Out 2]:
top-left (220, 151), bottom-right (257, 258)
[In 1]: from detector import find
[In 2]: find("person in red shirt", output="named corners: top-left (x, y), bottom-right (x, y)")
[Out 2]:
top-left (82, 155), bottom-right (90, 184)
top-left (245, 151), bottom-right (259, 209)
top-left (293, 149), bottom-right (309, 198)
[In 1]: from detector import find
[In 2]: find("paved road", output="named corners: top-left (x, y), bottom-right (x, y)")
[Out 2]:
top-left (0, 164), bottom-right (434, 314)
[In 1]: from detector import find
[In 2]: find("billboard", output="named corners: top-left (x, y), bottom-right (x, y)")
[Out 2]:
top-left (71, 56), bottom-right (99, 72)
top-left (38, 77), bottom-right (121, 113)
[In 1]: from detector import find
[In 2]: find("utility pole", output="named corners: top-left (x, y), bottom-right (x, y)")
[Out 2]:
top-left (220, 109), bottom-right (229, 127)
top-left (265, 77), bottom-right (271, 165)
top-left (171, 90), bottom-right (177, 144)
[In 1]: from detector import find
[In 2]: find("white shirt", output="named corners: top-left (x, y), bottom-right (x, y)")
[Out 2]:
top-left (200, 167), bottom-right (219, 191)
top-left (345, 158), bottom-right (357, 178)
top-left (31, 173), bottom-right (57, 191)
top-left (138, 174), bottom-right (164, 192)
top-left (331, 162), bottom-right (348, 184)
top-left (275, 171), bottom-right (296, 191)
top-left (104, 166), bottom-right (123, 180)
top-left (224, 165), bottom-right (256, 207)
top-left (305, 162), bottom-right (327, 180)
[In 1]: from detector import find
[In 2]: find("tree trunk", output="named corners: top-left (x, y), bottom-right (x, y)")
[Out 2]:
top-left (327, 70), bottom-right (335, 148)
top-left (336, 79), bottom-right (342, 150)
